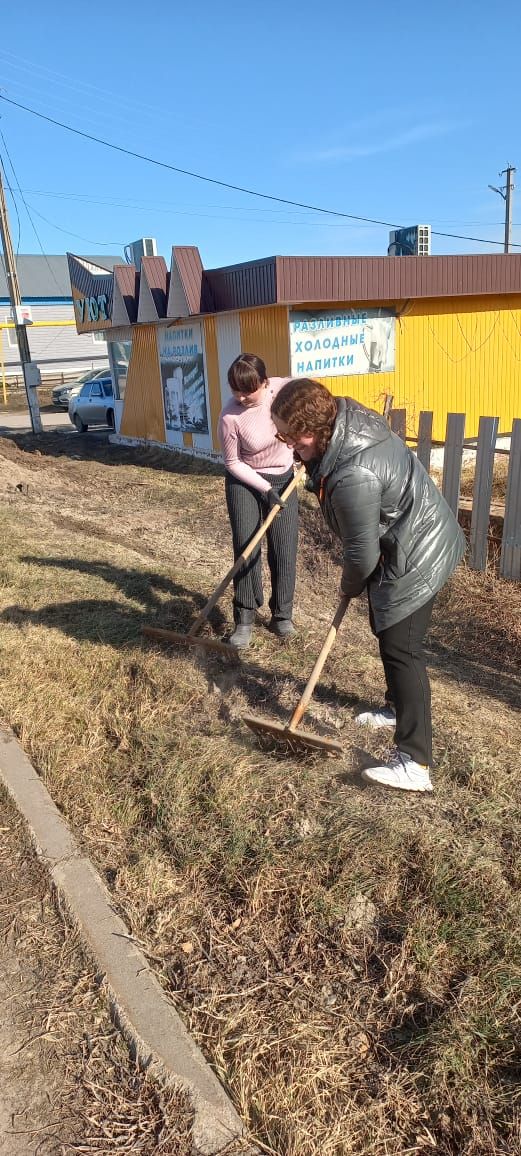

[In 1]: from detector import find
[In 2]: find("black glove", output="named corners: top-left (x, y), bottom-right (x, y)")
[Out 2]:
top-left (266, 487), bottom-right (286, 511)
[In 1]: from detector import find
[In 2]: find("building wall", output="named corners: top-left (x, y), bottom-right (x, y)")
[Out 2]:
top-left (395, 294), bottom-right (521, 440)
top-left (120, 324), bottom-right (165, 443)
top-left (118, 306), bottom-right (291, 457)
top-left (117, 295), bottom-right (521, 454)
top-left (0, 302), bottom-right (110, 378)
top-left (307, 295), bottom-right (521, 441)
top-left (202, 315), bottom-right (223, 451)
top-left (239, 305), bottom-right (290, 377)
top-left (215, 313), bottom-right (242, 412)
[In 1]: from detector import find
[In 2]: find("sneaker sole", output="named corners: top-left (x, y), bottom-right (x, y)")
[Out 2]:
top-left (355, 717), bottom-right (396, 730)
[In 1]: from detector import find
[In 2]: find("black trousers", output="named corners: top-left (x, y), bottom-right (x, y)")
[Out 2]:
top-left (224, 469), bottom-right (298, 623)
top-left (369, 596), bottom-right (436, 767)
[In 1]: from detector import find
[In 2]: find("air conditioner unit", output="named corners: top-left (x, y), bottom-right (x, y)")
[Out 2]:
top-left (124, 237), bottom-right (157, 267)
top-left (388, 225), bottom-right (431, 256)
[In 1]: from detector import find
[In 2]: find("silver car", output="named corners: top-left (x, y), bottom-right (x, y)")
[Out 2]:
top-left (68, 373), bottom-right (115, 433)
top-left (52, 367), bottom-right (109, 409)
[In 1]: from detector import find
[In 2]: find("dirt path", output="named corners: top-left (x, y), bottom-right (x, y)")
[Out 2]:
top-left (0, 787), bottom-right (86, 1155)
top-left (0, 786), bottom-right (195, 1156)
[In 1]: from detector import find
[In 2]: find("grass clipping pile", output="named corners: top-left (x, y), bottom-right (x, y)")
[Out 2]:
top-left (0, 433), bottom-right (520, 1156)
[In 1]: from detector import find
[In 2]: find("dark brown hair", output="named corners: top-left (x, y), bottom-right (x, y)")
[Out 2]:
top-left (227, 353), bottom-right (267, 395)
top-left (271, 378), bottom-right (338, 457)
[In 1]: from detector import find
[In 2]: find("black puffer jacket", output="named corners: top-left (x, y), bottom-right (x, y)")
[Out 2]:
top-left (307, 397), bottom-right (466, 632)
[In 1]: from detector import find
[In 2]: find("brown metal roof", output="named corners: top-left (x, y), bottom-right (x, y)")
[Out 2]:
top-left (203, 257), bottom-right (277, 311)
top-left (173, 247), bottom-right (205, 315)
top-left (140, 256), bottom-right (168, 317)
top-left (113, 264), bottom-right (139, 323)
top-left (275, 253), bottom-right (521, 305)
top-left (69, 249), bottom-right (521, 333)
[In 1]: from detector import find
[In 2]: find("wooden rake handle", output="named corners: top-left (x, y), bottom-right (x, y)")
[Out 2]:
top-left (287, 597), bottom-right (350, 732)
top-left (188, 465), bottom-right (306, 637)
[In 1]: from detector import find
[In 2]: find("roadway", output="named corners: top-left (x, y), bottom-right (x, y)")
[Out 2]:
top-left (0, 408), bottom-right (72, 433)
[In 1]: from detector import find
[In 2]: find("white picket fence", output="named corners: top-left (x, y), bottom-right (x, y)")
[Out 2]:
top-left (388, 409), bottom-right (521, 582)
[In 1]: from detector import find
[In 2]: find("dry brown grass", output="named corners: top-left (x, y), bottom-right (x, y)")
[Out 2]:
top-left (433, 452), bottom-right (511, 507)
top-left (0, 785), bottom-right (195, 1155)
top-left (458, 453), bottom-right (510, 504)
top-left (1, 386), bottom-right (55, 411)
top-left (0, 431), bottom-right (520, 1155)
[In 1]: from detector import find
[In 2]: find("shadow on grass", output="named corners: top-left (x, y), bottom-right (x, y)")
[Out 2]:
top-left (419, 638), bottom-right (517, 717)
top-left (425, 636), bottom-right (521, 712)
top-left (5, 428), bottom-right (225, 479)
top-left (2, 554), bottom-right (364, 761)
top-left (7, 557), bottom-right (519, 751)
top-left (3, 553), bottom-right (227, 645)
top-left (0, 590), bottom-right (359, 712)
top-left (0, 563), bottom-right (419, 786)
top-left (1, 597), bottom-right (155, 646)
top-left (20, 555), bottom-right (218, 617)
top-left (0, 588), bottom-right (369, 782)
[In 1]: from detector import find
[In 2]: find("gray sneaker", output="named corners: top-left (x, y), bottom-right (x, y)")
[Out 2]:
top-left (268, 618), bottom-right (297, 639)
top-left (228, 622), bottom-right (253, 648)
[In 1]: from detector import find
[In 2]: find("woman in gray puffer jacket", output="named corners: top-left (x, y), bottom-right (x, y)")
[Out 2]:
top-left (271, 378), bottom-right (465, 794)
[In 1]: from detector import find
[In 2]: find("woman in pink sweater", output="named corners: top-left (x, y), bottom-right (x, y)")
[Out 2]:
top-left (217, 353), bottom-right (299, 648)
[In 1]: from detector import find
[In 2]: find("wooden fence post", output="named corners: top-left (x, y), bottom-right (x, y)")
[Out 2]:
top-left (383, 394), bottom-right (393, 420)
top-left (416, 411), bottom-right (433, 473)
top-left (442, 413), bottom-right (466, 516)
top-left (469, 416), bottom-right (499, 571)
top-left (500, 419), bottom-right (521, 581)
top-left (390, 409), bottom-right (406, 441)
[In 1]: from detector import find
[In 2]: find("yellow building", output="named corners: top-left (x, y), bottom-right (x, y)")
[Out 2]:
top-left (67, 249), bottom-right (521, 448)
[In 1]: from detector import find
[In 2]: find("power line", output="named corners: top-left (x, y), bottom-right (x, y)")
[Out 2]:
top-left (1, 93), bottom-right (520, 251)
top-left (0, 45), bottom-right (214, 134)
top-left (25, 201), bottom-right (125, 247)
top-left (18, 189), bottom-right (521, 229)
top-left (0, 151), bottom-right (21, 254)
top-left (18, 188), bottom-right (352, 221)
top-left (0, 127), bottom-right (64, 292)
top-left (23, 193), bottom-right (386, 230)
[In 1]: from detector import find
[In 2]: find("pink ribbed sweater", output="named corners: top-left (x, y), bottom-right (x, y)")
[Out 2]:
top-left (217, 377), bottom-right (293, 494)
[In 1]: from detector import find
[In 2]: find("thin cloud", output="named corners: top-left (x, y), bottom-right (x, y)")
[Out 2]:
top-left (296, 121), bottom-right (465, 164)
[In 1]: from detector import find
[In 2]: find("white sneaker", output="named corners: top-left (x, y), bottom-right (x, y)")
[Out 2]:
top-left (361, 749), bottom-right (433, 793)
top-left (356, 705), bottom-right (396, 729)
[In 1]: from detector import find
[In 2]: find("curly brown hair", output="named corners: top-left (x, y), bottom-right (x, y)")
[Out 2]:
top-left (271, 378), bottom-right (338, 458)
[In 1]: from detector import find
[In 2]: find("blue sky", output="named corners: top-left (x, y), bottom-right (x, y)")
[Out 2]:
top-left (1, 0), bottom-right (520, 267)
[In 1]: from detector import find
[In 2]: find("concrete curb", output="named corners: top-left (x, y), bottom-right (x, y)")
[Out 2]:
top-left (0, 728), bottom-right (244, 1155)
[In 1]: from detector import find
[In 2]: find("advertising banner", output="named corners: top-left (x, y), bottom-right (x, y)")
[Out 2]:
top-left (158, 322), bottom-right (209, 434)
top-left (67, 253), bottom-right (114, 334)
top-left (289, 308), bottom-right (395, 378)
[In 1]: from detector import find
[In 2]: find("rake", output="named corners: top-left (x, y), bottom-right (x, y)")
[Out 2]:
top-left (143, 465), bottom-right (306, 656)
top-left (242, 596), bottom-right (349, 755)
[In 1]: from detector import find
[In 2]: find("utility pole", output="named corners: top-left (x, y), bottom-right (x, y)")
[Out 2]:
top-left (489, 165), bottom-right (516, 253)
top-left (0, 166), bottom-right (42, 432)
